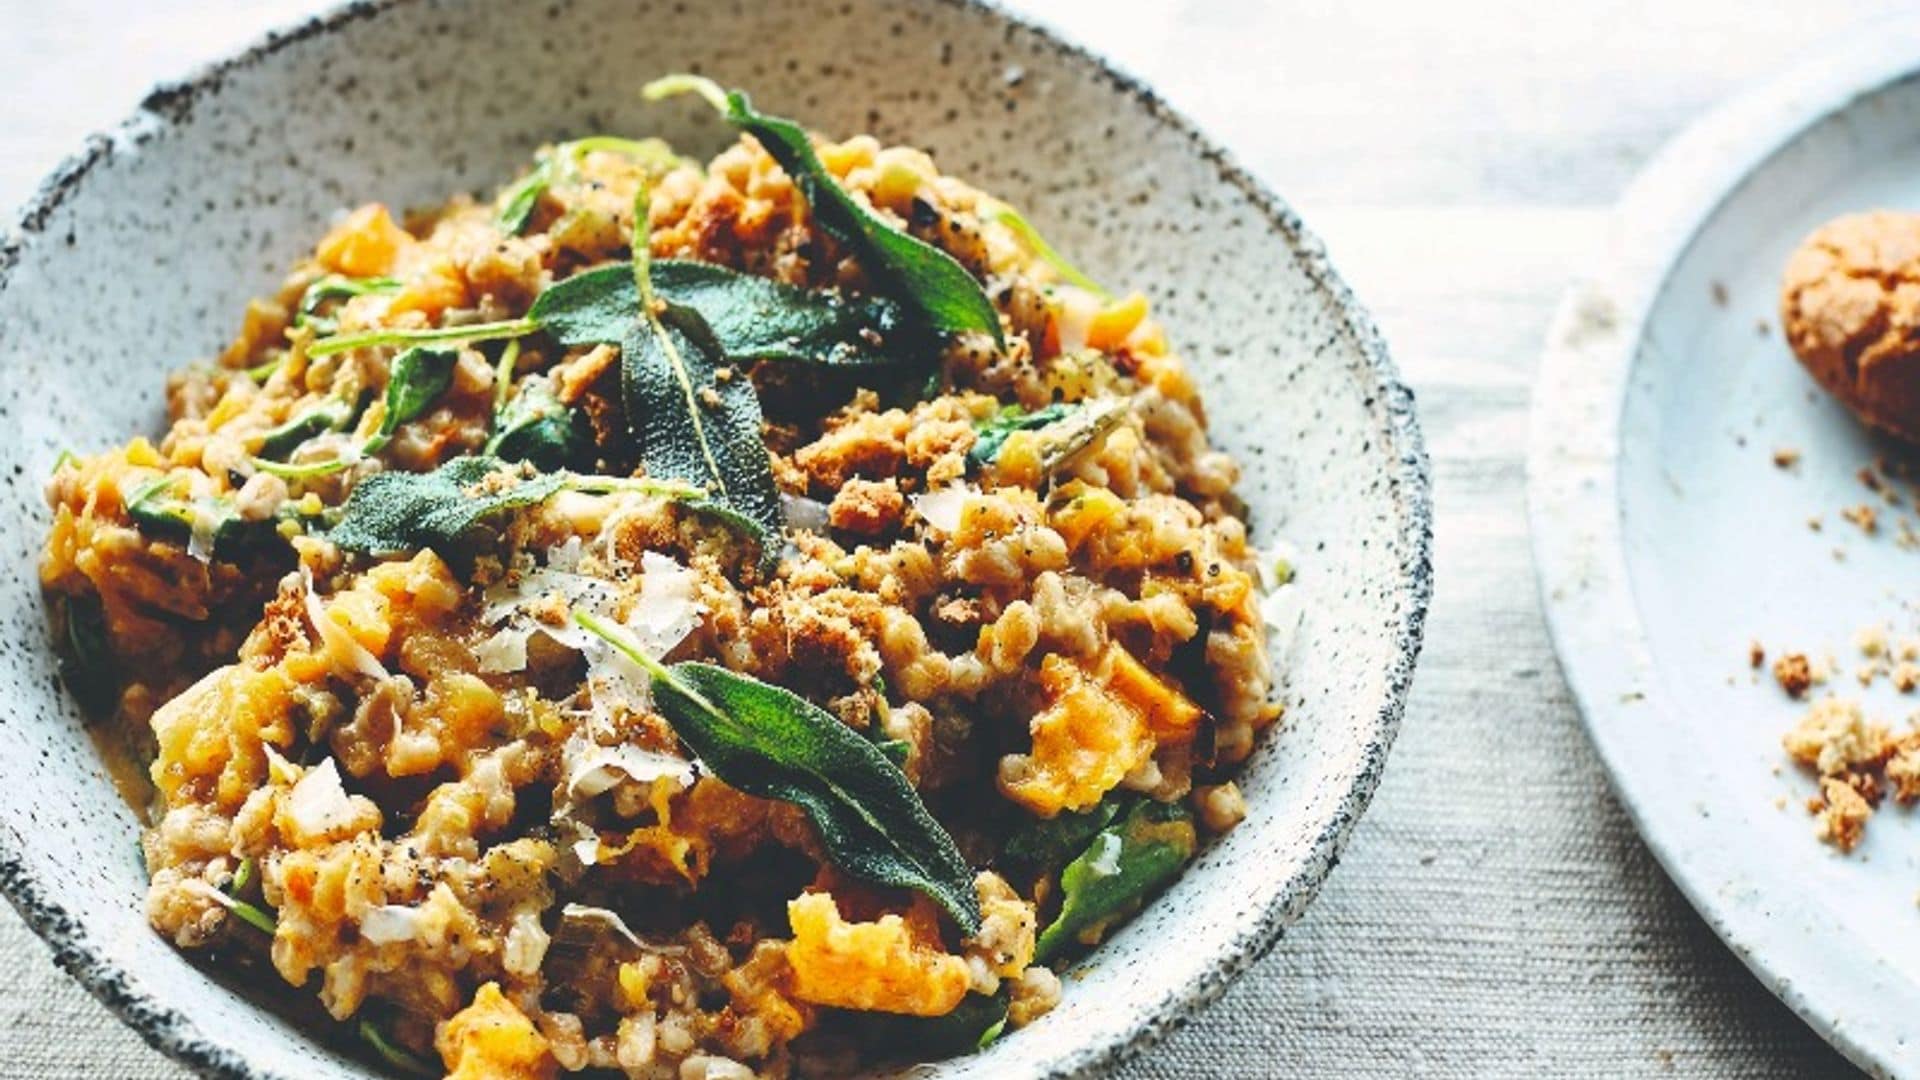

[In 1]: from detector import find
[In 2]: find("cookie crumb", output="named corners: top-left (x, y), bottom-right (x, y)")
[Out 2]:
top-left (1843, 503), bottom-right (1879, 534)
top-left (1774, 653), bottom-right (1813, 698)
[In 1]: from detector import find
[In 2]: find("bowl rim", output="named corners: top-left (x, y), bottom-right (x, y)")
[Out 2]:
top-left (0, 1), bottom-right (1432, 1076)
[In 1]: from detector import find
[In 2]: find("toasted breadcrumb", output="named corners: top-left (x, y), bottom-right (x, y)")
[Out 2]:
top-left (1749, 641), bottom-right (1766, 669)
top-left (1773, 447), bottom-right (1802, 469)
top-left (1782, 697), bottom-right (1889, 775)
top-left (1843, 503), bottom-right (1880, 534)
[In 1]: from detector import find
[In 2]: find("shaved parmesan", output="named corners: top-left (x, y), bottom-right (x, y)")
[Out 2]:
top-left (564, 738), bottom-right (694, 802)
top-left (782, 493), bottom-right (830, 534)
top-left (911, 484), bottom-right (976, 534)
top-left (360, 903), bottom-right (425, 945)
top-left (302, 570), bottom-right (389, 681)
top-left (287, 758), bottom-right (359, 841)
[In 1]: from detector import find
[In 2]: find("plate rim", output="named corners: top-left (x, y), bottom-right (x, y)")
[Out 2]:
top-left (1528, 16), bottom-right (1920, 1078)
top-left (0, 0), bottom-right (1433, 1078)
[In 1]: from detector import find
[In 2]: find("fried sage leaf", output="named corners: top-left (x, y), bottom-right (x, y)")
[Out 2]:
top-left (529, 259), bottom-right (915, 366)
top-left (363, 346), bottom-right (457, 455)
top-left (1034, 798), bottom-right (1196, 963)
top-left (620, 308), bottom-right (783, 541)
top-left (645, 75), bottom-right (1003, 346)
top-left (126, 476), bottom-right (262, 557)
top-left (574, 611), bottom-right (982, 932)
top-left (622, 189), bottom-right (785, 541)
top-left (327, 456), bottom-right (733, 557)
top-left (968, 397), bottom-right (1128, 472)
top-left (327, 456), bottom-right (567, 556)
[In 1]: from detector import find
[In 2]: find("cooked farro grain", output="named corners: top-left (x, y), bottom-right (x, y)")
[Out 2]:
top-left (42, 81), bottom-right (1284, 1078)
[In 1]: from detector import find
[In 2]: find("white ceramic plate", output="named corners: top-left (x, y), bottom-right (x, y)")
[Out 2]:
top-left (1531, 17), bottom-right (1920, 1078)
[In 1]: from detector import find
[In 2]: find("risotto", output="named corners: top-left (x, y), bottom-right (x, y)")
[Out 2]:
top-left (39, 77), bottom-right (1285, 1078)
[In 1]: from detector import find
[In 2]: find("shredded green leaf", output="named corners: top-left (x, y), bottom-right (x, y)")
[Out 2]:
top-left (574, 610), bottom-right (981, 931)
top-left (358, 1019), bottom-right (435, 1077)
top-left (294, 274), bottom-right (402, 333)
top-left (981, 199), bottom-right (1109, 299)
top-left (363, 346), bottom-right (457, 455)
top-left (968, 397), bottom-right (1128, 473)
top-left (53, 592), bottom-right (117, 717)
top-left (1034, 798), bottom-right (1195, 963)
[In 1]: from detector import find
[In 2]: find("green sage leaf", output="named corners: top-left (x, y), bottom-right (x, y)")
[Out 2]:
top-left (1034, 798), bottom-right (1195, 963)
top-left (645, 76), bottom-right (1003, 345)
top-left (326, 456), bottom-right (567, 557)
top-left (126, 476), bottom-right (261, 557)
top-left (981, 200), bottom-right (1109, 299)
top-left (621, 306), bottom-right (784, 541)
top-left (574, 611), bottom-right (981, 932)
top-left (530, 259), bottom-right (916, 366)
top-left (497, 136), bottom-right (683, 235)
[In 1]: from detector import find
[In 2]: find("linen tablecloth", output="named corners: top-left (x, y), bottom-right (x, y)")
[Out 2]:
top-left (0, 1), bottom-right (1887, 1074)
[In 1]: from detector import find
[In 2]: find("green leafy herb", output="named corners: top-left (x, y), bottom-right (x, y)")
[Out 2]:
top-left (622, 189), bottom-right (785, 541)
top-left (645, 75), bottom-right (1003, 346)
top-left (981, 200), bottom-right (1109, 299)
top-left (53, 592), bottom-right (117, 717)
top-left (308, 317), bottom-right (538, 360)
top-left (294, 274), bottom-right (402, 333)
top-left (485, 374), bottom-right (592, 470)
top-left (326, 456), bottom-right (568, 557)
top-left (968, 397), bottom-right (1128, 473)
top-left (358, 1019), bottom-right (435, 1077)
top-left (326, 455), bottom-right (719, 557)
top-left (257, 396), bottom-right (358, 461)
top-left (574, 610), bottom-right (981, 931)
top-left (230, 856), bottom-right (255, 896)
top-left (651, 259), bottom-right (918, 365)
top-left (50, 449), bottom-right (78, 475)
top-left (126, 476), bottom-right (259, 556)
top-left (867, 989), bottom-right (1011, 1059)
top-left (496, 136), bottom-right (683, 235)
top-left (363, 346), bottom-right (457, 455)
top-left (1002, 793), bottom-right (1124, 876)
top-left (1034, 798), bottom-right (1195, 963)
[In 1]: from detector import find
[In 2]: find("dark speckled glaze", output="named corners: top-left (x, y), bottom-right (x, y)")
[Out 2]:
top-left (0, 1), bottom-right (1431, 1076)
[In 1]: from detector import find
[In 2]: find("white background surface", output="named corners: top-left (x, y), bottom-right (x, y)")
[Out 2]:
top-left (0, 1), bottom-right (1900, 1075)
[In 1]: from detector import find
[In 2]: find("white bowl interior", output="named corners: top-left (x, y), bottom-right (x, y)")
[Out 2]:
top-left (0, 1), bottom-right (1426, 1076)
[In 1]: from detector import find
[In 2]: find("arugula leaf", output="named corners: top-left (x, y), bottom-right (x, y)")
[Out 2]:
top-left (1002, 793), bottom-right (1124, 877)
top-left (645, 75), bottom-right (1003, 346)
top-left (575, 611), bottom-right (981, 932)
top-left (1034, 798), bottom-right (1195, 963)
top-left (866, 989), bottom-right (1011, 1059)
top-left (257, 396), bottom-right (358, 461)
top-left (968, 397), bottom-right (1128, 473)
top-left (363, 347), bottom-right (457, 455)
top-left (326, 456), bottom-right (567, 557)
top-left (294, 274), bottom-right (402, 333)
top-left (53, 593), bottom-right (117, 717)
top-left (485, 374), bottom-right (592, 470)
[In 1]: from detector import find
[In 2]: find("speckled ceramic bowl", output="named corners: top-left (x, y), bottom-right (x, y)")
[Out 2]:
top-left (0, 1), bottom-right (1429, 1076)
